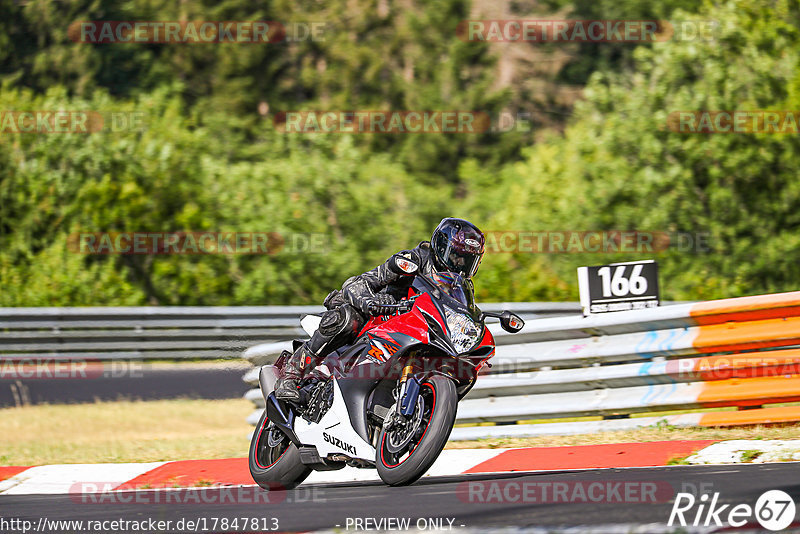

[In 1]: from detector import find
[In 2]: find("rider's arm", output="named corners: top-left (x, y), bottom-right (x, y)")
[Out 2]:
top-left (342, 249), bottom-right (421, 314)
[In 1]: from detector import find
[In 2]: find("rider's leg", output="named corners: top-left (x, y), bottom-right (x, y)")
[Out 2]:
top-left (275, 305), bottom-right (365, 402)
top-left (274, 344), bottom-right (315, 402)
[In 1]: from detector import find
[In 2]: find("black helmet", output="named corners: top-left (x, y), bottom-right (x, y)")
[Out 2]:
top-left (430, 218), bottom-right (485, 278)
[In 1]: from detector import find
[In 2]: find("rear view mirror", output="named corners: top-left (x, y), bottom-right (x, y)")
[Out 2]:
top-left (500, 311), bottom-right (524, 333)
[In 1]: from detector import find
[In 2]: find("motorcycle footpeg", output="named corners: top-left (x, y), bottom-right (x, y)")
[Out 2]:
top-left (298, 446), bottom-right (323, 465)
top-left (297, 446), bottom-right (345, 471)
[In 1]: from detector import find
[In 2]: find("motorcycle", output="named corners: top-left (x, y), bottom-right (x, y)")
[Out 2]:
top-left (248, 271), bottom-right (525, 488)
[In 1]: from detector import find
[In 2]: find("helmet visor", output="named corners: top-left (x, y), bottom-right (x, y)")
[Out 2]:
top-left (439, 241), bottom-right (482, 278)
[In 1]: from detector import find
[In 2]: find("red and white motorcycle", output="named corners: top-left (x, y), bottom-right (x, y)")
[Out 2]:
top-left (248, 271), bottom-right (524, 487)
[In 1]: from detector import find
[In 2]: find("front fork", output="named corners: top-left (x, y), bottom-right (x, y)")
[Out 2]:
top-left (382, 359), bottom-right (422, 435)
top-left (397, 361), bottom-right (422, 417)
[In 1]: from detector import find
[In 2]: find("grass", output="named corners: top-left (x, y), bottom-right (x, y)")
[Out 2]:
top-left (5, 398), bottom-right (800, 466)
top-left (666, 455), bottom-right (692, 466)
top-left (740, 449), bottom-right (764, 463)
top-left (0, 398), bottom-right (254, 466)
top-left (444, 422), bottom-right (800, 450)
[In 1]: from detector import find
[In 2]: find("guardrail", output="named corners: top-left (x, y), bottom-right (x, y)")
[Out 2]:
top-left (0, 306), bottom-right (322, 360)
top-left (0, 303), bottom-right (580, 362)
top-left (242, 292), bottom-right (800, 439)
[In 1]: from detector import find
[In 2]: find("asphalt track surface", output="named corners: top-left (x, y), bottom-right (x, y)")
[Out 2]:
top-left (2, 463), bottom-right (799, 532)
top-left (0, 363), bottom-right (249, 406)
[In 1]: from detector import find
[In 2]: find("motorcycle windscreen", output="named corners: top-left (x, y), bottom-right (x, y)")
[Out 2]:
top-left (423, 271), bottom-right (480, 319)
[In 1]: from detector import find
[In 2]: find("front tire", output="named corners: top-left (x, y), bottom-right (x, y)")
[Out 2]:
top-left (376, 375), bottom-right (457, 486)
top-left (248, 410), bottom-right (311, 490)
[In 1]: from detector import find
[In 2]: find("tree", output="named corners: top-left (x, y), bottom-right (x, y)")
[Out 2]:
top-left (474, 0), bottom-right (800, 301)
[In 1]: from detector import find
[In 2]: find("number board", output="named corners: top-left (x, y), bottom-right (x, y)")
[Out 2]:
top-left (577, 260), bottom-right (659, 314)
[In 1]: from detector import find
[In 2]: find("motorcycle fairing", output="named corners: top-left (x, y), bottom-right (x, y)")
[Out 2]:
top-left (301, 314), bottom-right (322, 336)
top-left (473, 327), bottom-right (496, 357)
top-left (269, 272), bottom-right (493, 462)
top-left (359, 296), bottom-right (431, 343)
top-left (293, 378), bottom-right (375, 461)
top-left (361, 292), bottom-right (464, 359)
top-left (264, 393), bottom-right (302, 447)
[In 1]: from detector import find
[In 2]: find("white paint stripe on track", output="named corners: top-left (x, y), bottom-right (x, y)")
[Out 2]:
top-left (686, 439), bottom-right (800, 464)
top-left (304, 448), bottom-right (509, 484)
top-left (424, 448), bottom-right (509, 476)
top-left (0, 449), bottom-right (508, 495)
top-left (0, 468), bottom-right (34, 493)
top-left (0, 462), bottom-right (166, 495)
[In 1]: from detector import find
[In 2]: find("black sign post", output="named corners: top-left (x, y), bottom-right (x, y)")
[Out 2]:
top-left (577, 260), bottom-right (660, 315)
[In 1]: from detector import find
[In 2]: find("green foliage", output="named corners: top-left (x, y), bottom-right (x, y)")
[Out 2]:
top-left (0, 0), bottom-right (513, 180)
top-left (740, 449), bottom-right (764, 463)
top-left (0, 87), bottom-right (448, 304)
top-left (538, 0), bottom-right (706, 85)
top-left (474, 0), bottom-right (800, 301)
top-left (1, 0), bottom-right (799, 305)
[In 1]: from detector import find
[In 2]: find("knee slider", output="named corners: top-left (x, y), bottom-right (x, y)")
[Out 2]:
top-left (318, 308), bottom-right (348, 337)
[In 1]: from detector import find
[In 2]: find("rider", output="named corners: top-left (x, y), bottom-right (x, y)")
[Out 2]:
top-left (275, 217), bottom-right (486, 402)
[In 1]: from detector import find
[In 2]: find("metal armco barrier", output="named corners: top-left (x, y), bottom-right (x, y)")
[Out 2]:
top-left (0, 306), bottom-right (322, 360)
top-left (0, 303), bottom-right (579, 362)
top-left (242, 292), bottom-right (800, 439)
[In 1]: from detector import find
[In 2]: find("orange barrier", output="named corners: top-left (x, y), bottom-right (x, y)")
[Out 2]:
top-left (690, 290), bottom-right (800, 324)
top-left (698, 406), bottom-right (800, 427)
top-left (688, 292), bottom-right (800, 419)
top-left (698, 375), bottom-right (800, 407)
top-left (692, 315), bottom-right (800, 353)
top-left (667, 348), bottom-right (800, 381)
top-left (452, 291), bottom-right (800, 438)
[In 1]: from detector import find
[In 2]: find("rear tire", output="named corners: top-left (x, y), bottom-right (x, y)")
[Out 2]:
top-left (248, 410), bottom-right (311, 490)
top-left (376, 375), bottom-right (457, 486)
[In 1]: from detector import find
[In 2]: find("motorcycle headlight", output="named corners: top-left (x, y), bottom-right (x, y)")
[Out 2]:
top-left (443, 306), bottom-right (481, 353)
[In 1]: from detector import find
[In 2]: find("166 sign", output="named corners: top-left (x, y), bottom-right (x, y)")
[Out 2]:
top-left (577, 260), bottom-right (660, 314)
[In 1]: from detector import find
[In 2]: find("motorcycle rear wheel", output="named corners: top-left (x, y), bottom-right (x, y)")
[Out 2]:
top-left (376, 375), bottom-right (457, 486)
top-left (248, 410), bottom-right (311, 490)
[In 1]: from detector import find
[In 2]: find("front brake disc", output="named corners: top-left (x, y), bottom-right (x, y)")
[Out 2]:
top-left (385, 395), bottom-right (424, 453)
top-left (266, 424), bottom-right (285, 448)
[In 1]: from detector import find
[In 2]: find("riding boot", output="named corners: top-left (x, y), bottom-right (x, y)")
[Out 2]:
top-left (275, 344), bottom-right (316, 402)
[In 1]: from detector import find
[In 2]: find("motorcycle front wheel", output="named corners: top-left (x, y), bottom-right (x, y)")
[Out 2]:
top-left (376, 375), bottom-right (457, 486)
top-left (248, 409), bottom-right (311, 490)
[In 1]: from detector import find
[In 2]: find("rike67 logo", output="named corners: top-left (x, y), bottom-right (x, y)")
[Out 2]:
top-left (669, 490), bottom-right (796, 531)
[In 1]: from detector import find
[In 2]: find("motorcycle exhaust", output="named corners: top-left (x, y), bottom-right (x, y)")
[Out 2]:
top-left (259, 365), bottom-right (280, 401)
top-left (259, 365), bottom-right (303, 447)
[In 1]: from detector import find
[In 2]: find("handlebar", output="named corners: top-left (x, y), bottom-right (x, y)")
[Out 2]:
top-left (368, 295), bottom-right (418, 315)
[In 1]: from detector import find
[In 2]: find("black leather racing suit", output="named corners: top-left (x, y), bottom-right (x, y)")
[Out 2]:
top-left (282, 241), bottom-right (441, 380)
